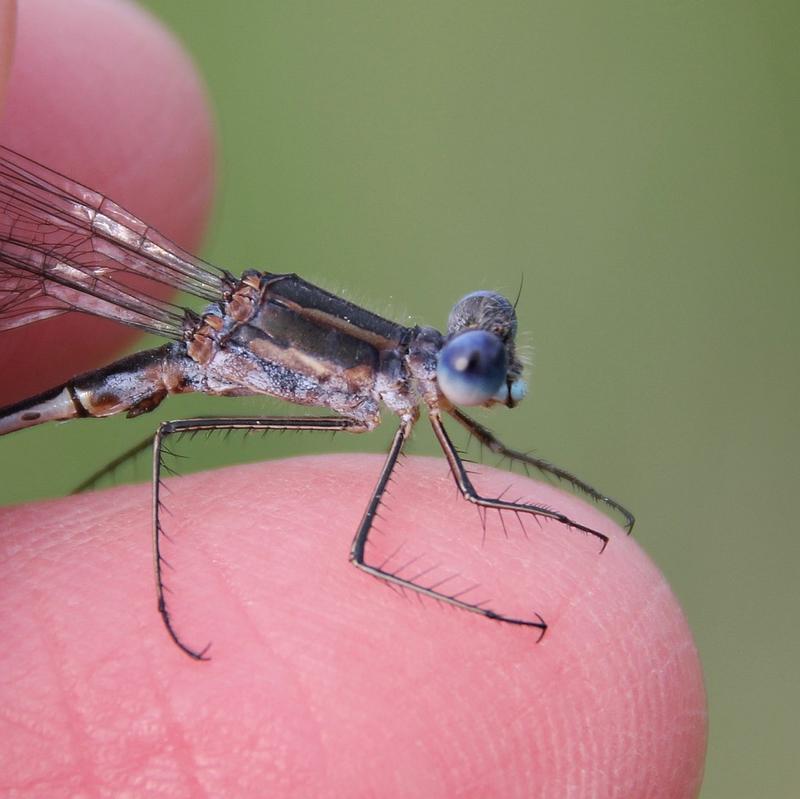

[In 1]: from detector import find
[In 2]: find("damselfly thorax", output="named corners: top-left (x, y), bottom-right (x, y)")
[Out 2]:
top-left (0, 146), bottom-right (633, 658)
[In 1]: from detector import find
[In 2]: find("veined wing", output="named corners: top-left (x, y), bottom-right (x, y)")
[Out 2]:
top-left (0, 146), bottom-right (225, 339)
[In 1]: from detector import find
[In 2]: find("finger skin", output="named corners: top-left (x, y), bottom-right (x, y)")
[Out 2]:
top-left (0, 455), bottom-right (708, 798)
top-left (0, 2), bottom-right (707, 795)
top-left (0, 0), bottom-right (215, 404)
top-left (0, 1), bottom-right (14, 110)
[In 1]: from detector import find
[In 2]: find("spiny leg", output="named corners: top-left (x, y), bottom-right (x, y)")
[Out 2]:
top-left (431, 413), bottom-right (611, 550)
top-left (72, 434), bottom-right (154, 494)
top-left (153, 415), bottom-right (368, 660)
top-left (448, 406), bottom-right (635, 533)
top-left (349, 419), bottom-right (548, 642)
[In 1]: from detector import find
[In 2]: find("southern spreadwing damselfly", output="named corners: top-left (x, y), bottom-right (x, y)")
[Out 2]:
top-left (0, 146), bottom-right (634, 658)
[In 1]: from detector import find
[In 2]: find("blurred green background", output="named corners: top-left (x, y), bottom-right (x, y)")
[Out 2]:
top-left (2, 2), bottom-right (798, 796)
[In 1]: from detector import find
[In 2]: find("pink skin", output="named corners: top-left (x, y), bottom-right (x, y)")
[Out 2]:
top-left (0, 1), bottom-right (708, 796)
top-left (0, 0), bottom-right (215, 405)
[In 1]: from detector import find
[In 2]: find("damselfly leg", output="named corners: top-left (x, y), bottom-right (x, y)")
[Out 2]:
top-left (349, 420), bottom-right (548, 641)
top-left (448, 407), bottom-right (635, 534)
top-left (152, 413), bottom-right (558, 658)
top-left (431, 413), bottom-right (610, 553)
top-left (72, 436), bottom-right (155, 494)
top-left (152, 416), bottom-right (368, 659)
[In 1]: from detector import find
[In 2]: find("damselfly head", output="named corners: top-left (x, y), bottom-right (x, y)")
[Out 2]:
top-left (436, 291), bottom-right (527, 408)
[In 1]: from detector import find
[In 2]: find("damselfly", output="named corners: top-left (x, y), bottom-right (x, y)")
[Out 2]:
top-left (0, 146), bottom-right (634, 658)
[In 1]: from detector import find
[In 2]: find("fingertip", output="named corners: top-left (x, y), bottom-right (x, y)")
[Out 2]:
top-left (2, 454), bottom-right (706, 796)
top-left (0, 0), bottom-right (216, 402)
top-left (140, 454), bottom-right (709, 795)
top-left (0, 1), bottom-right (14, 110)
top-left (272, 455), bottom-right (709, 796)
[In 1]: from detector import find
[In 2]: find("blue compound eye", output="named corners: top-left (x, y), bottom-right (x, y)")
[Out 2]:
top-left (436, 330), bottom-right (508, 406)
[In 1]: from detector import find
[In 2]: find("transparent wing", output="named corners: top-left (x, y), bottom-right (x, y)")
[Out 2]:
top-left (0, 146), bottom-right (226, 339)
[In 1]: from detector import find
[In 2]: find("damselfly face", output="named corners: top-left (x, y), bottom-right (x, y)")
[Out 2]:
top-left (437, 291), bottom-right (527, 409)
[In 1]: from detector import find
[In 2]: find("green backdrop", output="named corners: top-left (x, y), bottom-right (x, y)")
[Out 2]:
top-left (3, 3), bottom-right (798, 797)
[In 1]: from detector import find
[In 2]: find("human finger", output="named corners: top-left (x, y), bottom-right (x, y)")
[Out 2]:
top-left (0, 0), bottom-right (215, 404)
top-left (0, 454), bottom-right (707, 797)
